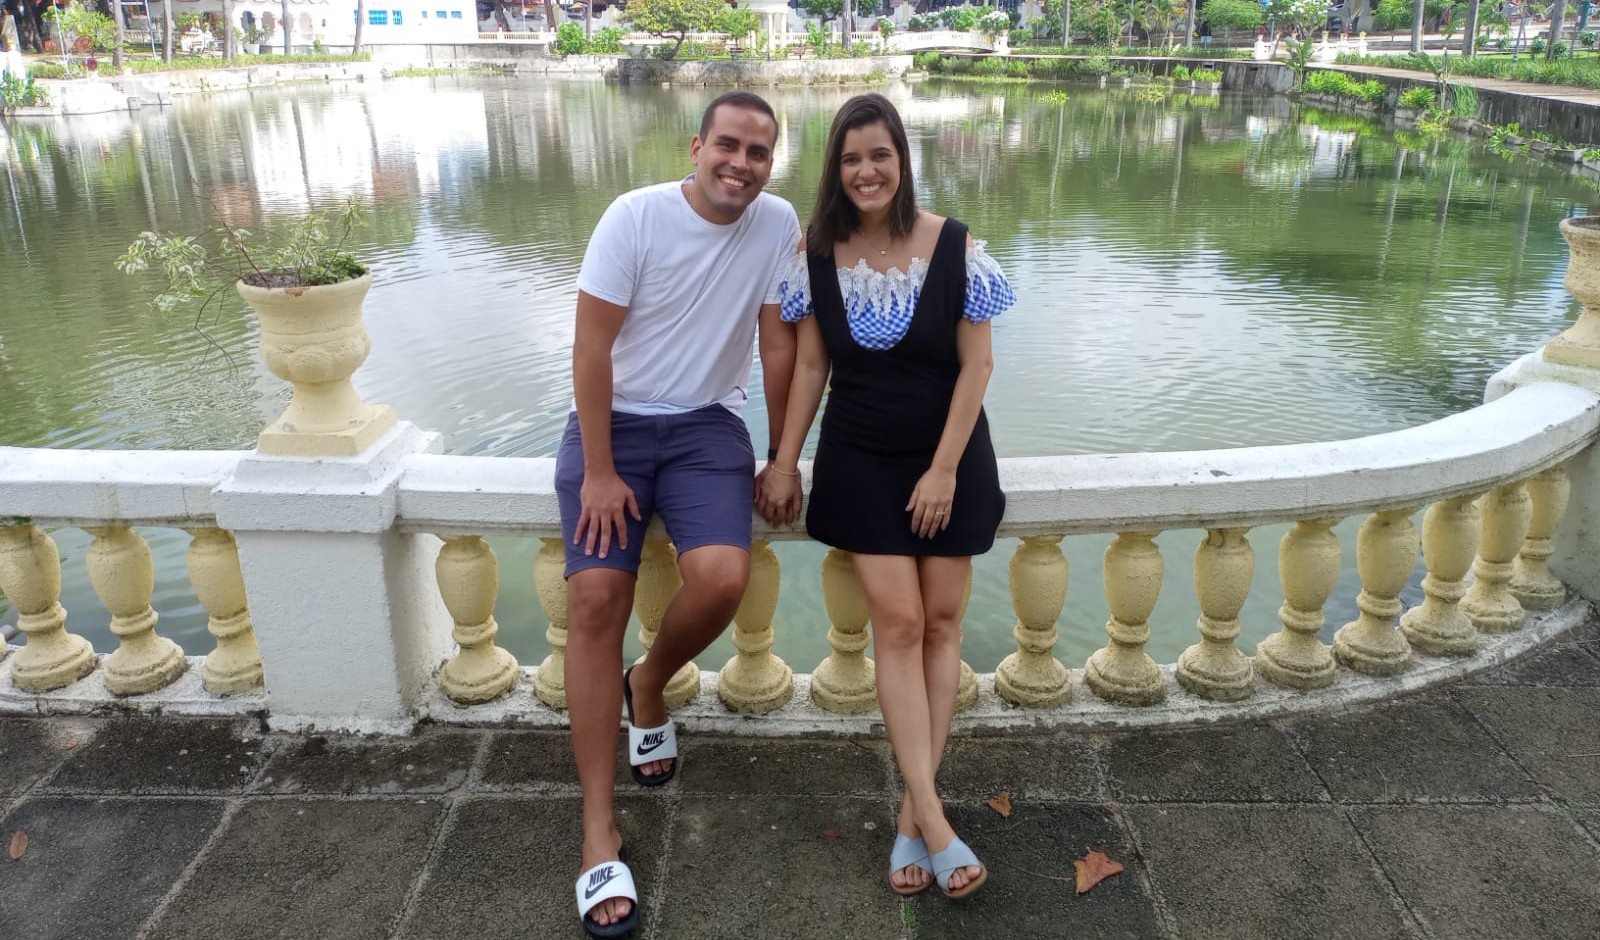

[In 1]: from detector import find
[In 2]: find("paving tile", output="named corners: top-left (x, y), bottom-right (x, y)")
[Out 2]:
top-left (255, 730), bottom-right (478, 794)
top-left (1099, 724), bottom-right (1327, 802)
top-left (475, 730), bottom-right (631, 791)
top-left (0, 796), bottom-right (224, 940)
top-left (928, 732), bottom-right (1103, 803)
top-left (0, 718), bottom-right (100, 797)
top-left (1453, 688), bottom-right (1600, 804)
top-left (1463, 639), bottom-right (1600, 688)
top-left (1127, 804), bottom-right (1411, 940)
top-left (398, 795), bottom-right (665, 940)
top-left (147, 798), bottom-right (444, 940)
top-left (45, 718), bottom-right (267, 794)
top-left (1350, 805), bottom-right (1600, 940)
top-left (657, 795), bottom-right (903, 940)
top-left (676, 736), bottom-right (888, 796)
top-left (914, 802), bottom-right (1160, 940)
top-left (1287, 697), bottom-right (1538, 802)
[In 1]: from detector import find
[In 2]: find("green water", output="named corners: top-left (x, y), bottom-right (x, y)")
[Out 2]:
top-left (0, 76), bottom-right (1586, 671)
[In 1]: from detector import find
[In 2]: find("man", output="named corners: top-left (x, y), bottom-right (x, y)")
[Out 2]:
top-left (560, 91), bottom-right (799, 938)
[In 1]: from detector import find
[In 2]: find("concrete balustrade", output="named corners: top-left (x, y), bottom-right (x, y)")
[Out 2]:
top-left (0, 381), bottom-right (1595, 732)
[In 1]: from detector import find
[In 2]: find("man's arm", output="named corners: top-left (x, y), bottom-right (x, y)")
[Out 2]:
top-left (572, 289), bottom-right (639, 559)
top-left (757, 301), bottom-right (796, 463)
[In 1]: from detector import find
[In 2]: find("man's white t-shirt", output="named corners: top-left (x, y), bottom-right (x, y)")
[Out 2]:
top-left (576, 178), bottom-right (801, 416)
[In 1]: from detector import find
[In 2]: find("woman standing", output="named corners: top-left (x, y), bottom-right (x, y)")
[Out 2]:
top-left (758, 93), bottom-right (1014, 900)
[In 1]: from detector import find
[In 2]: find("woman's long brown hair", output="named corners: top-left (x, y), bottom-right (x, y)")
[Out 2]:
top-left (806, 93), bottom-right (918, 258)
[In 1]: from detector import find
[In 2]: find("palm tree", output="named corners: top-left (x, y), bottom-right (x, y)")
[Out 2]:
top-left (354, 0), bottom-right (364, 51)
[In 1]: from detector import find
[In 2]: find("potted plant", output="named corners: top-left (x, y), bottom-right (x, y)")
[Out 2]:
top-left (116, 198), bottom-right (397, 456)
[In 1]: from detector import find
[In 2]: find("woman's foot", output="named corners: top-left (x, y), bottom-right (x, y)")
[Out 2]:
top-left (579, 827), bottom-right (632, 928)
top-left (890, 802), bottom-right (932, 893)
top-left (918, 814), bottom-right (983, 894)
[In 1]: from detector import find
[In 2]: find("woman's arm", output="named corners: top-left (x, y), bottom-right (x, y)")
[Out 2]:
top-left (759, 315), bottom-right (830, 526)
top-left (907, 317), bottom-right (994, 538)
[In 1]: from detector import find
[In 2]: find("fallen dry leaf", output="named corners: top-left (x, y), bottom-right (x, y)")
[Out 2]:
top-left (822, 828), bottom-right (841, 838)
top-left (986, 792), bottom-right (1013, 818)
top-left (1074, 850), bottom-right (1123, 895)
top-left (8, 831), bottom-right (27, 861)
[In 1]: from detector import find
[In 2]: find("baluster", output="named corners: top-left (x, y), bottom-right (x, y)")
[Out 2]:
top-left (0, 523), bottom-right (96, 692)
top-left (1257, 519), bottom-right (1341, 690)
top-left (1511, 466), bottom-right (1571, 610)
top-left (995, 536), bottom-right (1072, 707)
top-left (1400, 496), bottom-right (1481, 656)
top-left (811, 548), bottom-right (876, 713)
top-left (533, 538), bottom-right (569, 708)
top-left (1085, 531), bottom-right (1166, 705)
top-left (718, 540), bottom-right (793, 713)
top-left (1462, 482), bottom-right (1534, 632)
top-left (955, 566), bottom-right (978, 711)
top-left (186, 527), bottom-right (263, 695)
top-left (1177, 527), bottom-right (1254, 701)
top-left (87, 525), bottom-right (187, 695)
top-left (437, 535), bottom-right (519, 705)
top-left (1333, 509), bottom-right (1418, 676)
top-left (635, 538), bottom-right (699, 707)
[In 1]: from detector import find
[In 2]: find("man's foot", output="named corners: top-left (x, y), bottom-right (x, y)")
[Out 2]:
top-left (625, 667), bottom-right (675, 780)
top-left (579, 829), bottom-right (633, 929)
top-left (890, 802), bottom-right (931, 893)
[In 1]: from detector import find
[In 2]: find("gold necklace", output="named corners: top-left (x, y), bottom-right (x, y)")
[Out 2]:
top-left (861, 231), bottom-right (894, 257)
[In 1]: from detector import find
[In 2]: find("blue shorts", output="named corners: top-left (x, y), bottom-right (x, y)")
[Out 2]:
top-left (555, 405), bottom-right (756, 578)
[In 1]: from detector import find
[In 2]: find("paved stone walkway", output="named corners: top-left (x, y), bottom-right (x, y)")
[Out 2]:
top-left (2, 617), bottom-right (1599, 940)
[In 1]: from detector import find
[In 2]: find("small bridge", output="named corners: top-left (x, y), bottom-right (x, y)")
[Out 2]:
top-left (887, 29), bottom-right (1007, 54)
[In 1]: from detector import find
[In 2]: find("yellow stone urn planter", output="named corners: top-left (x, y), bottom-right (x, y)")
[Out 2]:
top-left (1546, 217), bottom-right (1600, 368)
top-left (236, 272), bottom-right (396, 457)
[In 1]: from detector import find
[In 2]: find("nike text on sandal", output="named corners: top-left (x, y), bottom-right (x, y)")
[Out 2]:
top-left (931, 836), bottom-right (988, 900)
top-left (576, 857), bottom-right (641, 938)
top-left (888, 833), bottom-right (934, 896)
top-left (623, 666), bottom-right (678, 787)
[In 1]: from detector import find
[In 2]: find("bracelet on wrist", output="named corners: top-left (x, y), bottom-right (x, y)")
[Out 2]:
top-left (770, 465), bottom-right (801, 478)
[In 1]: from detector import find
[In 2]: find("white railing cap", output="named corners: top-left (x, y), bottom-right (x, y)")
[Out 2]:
top-left (0, 448), bottom-right (243, 527)
top-left (393, 381), bottom-right (1598, 540)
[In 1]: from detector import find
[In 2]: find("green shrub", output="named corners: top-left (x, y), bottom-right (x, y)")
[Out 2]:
top-left (1191, 67), bottom-right (1222, 82)
top-left (590, 26), bottom-right (625, 54)
top-left (555, 22), bottom-right (588, 55)
top-left (1352, 79), bottom-right (1386, 103)
top-left (1532, 36), bottom-right (1548, 54)
top-left (1006, 59), bottom-right (1029, 76)
top-left (1302, 70), bottom-right (1349, 95)
top-left (0, 72), bottom-right (49, 109)
top-left (876, 16), bottom-right (895, 38)
top-left (1173, 63), bottom-right (1191, 79)
top-left (1398, 86), bottom-right (1435, 109)
top-left (1583, 30), bottom-right (1598, 48)
top-left (912, 50), bottom-right (941, 70)
top-left (973, 56), bottom-right (1007, 76)
top-left (1080, 55), bottom-right (1113, 76)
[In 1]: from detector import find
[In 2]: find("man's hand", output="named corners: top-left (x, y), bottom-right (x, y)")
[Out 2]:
top-left (576, 470), bottom-right (641, 559)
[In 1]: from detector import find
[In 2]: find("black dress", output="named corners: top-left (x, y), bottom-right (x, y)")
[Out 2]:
top-left (804, 218), bottom-right (1005, 557)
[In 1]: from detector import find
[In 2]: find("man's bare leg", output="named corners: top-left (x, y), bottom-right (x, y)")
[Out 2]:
top-left (625, 544), bottom-right (751, 778)
top-left (566, 567), bottom-right (638, 928)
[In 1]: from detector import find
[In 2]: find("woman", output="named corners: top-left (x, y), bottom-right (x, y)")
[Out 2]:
top-left (759, 93), bottom-right (1013, 900)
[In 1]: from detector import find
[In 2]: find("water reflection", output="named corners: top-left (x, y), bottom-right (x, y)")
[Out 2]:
top-left (0, 77), bottom-right (1587, 669)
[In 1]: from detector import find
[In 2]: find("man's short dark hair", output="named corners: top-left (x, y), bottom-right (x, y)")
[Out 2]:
top-left (698, 91), bottom-right (779, 143)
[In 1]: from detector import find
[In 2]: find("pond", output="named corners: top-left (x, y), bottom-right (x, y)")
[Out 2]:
top-left (0, 75), bottom-right (1586, 672)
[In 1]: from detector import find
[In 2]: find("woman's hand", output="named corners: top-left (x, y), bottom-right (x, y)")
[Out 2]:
top-left (757, 467), bottom-right (804, 527)
top-left (907, 467), bottom-right (956, 539)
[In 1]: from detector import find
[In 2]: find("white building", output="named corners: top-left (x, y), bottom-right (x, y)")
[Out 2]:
top-left (143, 0), bottom-right (480, 50)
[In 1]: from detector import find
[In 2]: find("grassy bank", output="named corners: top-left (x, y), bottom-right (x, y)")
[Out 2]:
top-left (1335, 52), bottom-right (1600, 90)
top-left (28, 51), bottom-right (371, 80)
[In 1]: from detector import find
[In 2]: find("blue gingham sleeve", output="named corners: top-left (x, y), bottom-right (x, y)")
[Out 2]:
top-left (776, 251), bottom-right (813, 323)
top-left (964, 242), bottom-right (1015, 324)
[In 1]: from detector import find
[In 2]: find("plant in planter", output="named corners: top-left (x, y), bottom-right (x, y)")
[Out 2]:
top-left (116, 198), bottom-right (396, 456)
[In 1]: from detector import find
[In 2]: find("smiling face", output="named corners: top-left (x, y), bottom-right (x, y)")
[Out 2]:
top-left (687, 104), bottom-right (778, 225)
top-left (837, 121), bottom-right (901, 218)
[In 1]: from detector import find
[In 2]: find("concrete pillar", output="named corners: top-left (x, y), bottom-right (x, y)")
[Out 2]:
top-left (212, 423), bottom-right (452, 734)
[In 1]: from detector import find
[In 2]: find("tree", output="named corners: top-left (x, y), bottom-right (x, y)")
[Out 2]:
top-left (162, 0), bottom-right (173, 62)
top-left (1202, 0), bottom-right (1263, 38)
top-left (1549, 0), bottom-right (1568, 57)
top-left (1267, 0), bottom-right (1326, 37)
top-left (799, 0), bottom-right (842, 32)
top-left (110, 0), bottom-right (126, 69)
top-left (714, 4), bottom-right (760, 43)
top-left (626, 0), bottom-right (724, 57)
top-left (280, 0), bottom-right (289, 53)
top-left (1462, 0), bottom-right (1480, 56)
top-left (354, 0), bottom-right (364, 52)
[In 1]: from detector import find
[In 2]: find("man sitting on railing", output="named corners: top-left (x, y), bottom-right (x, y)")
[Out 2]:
top-left (559, 90), bottom-right (800, 939)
